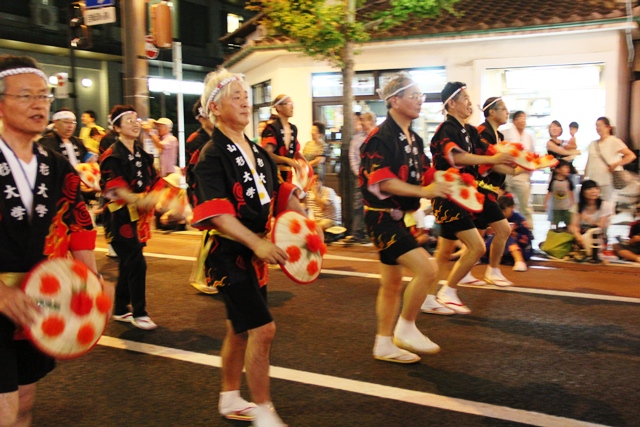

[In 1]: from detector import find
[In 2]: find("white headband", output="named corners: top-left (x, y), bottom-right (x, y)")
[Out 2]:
top-left (442, 85), bottom-right (466, 111)
top-left (376, 82), bottom-right (418, 101)
top-left (111, 110), bottom-right (137, 126)
top-left (203, 76), bottom-right (242, 116)
top-left (0, 67), bottom-right (48, 84)
top-left (52, 111), bottom-right (76, 121)
top-left (272, 95), bottom-right (291, 108)
top-left (481, 97), bottom-right (502, 112)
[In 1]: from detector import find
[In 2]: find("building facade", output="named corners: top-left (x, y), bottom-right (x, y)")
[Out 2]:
top-left (0, 0), bottom-right (253, 134)
top-left (223, 0), bottom-right (640, 178)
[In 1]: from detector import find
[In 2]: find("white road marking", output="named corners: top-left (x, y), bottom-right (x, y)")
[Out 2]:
top-left (96, 247), bottom-right (197, 261)
top-left (318, 268), bottom-right (640, 304)
top-left (458, 283), bottom-right (640, 304)
top-left (97, 336), bottom-right (609, 427)
top-left (95, 248), bottom-right (640, 304)
top-left (96, 248), bottom-right (378, 263)
top-left (323, 253), bottom-right (378, 262)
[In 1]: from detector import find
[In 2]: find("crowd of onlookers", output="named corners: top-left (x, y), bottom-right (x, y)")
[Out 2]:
top-left (293, 111), bottom-right (640, 267)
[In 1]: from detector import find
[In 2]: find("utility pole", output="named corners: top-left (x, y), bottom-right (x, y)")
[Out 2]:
top-left (340, 0), bottom-right (356, 235)
top-left (121, 0), bottom-right (149, 119)
top-left (173, 41), bottom-right (186, 171)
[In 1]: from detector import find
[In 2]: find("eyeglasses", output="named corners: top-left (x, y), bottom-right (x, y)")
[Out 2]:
top-left (404, 93), bottom-right (427, 103)
top-left (59, 120), bottom-right (77, 125)
top-left (0, 93), bottom-right (55, 104)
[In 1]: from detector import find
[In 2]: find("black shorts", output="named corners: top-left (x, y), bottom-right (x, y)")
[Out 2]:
top-left (473, 188), bottom-right (506, 230)
top-left (206, 236), bottom-right (273, 334)
top-left (365, 210), bottom-right (419, 265)
top-left (432, 197), bottom-right (476, 241)
top-left (0, 317), bottom-right (55, 393)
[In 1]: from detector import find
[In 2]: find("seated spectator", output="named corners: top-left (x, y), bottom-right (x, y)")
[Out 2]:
top-left (483, 194), bottom-right (533, 271)
top-left (306, 176), bottom-right (340, 231)
top-left (569, 180), bottom-right (613, 256)
top-left (613, 223), bottom-right (640, 263)
top-left (613, 209), bottom-right (640, 263)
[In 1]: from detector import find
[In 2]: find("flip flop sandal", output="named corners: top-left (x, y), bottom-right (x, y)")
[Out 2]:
top-left (393, 337), bottom-right (441, 355)
top-left (436, 298), bottom-right (471, 315)
top-left (458, 277), bottom-right (487, 286)
top-left (484, 276), bottom-right (513, 287)
top-left (421, 305), bottom-right (455, 315)
top-left (222, 406), bottom-right (257, 421)
top-left (374, 351), bottom-right (421, 364)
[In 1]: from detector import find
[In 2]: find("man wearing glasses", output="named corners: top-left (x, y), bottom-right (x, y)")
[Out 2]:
top-left (39, 108), bottom-right (92, 166)
top-left (360, 73), bottom-right (451, 364)
top-left (0, 55), bottom-right (109, 426)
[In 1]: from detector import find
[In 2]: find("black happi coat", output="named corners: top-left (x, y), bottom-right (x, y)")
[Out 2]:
top-left (189, 128), bottom-right (297, 289)
top-left (100, 139), bottom-right (163, 244)
top-left (39, 132), bottom-right (89, 164)
top-left (261, 118), bottom-right (300, 160)
top-left (190, 127), bottom-right (296, 234)
top-left (476, 121), bottom-right (506, 191)
top-left (0, 141), bottom-right (95, 273)
top-left (430, 115), bottom-right (480, 178)
top-left (359, 113), bottom-right (428, 213)
top-left (185, 127), bottom-right (210, 165)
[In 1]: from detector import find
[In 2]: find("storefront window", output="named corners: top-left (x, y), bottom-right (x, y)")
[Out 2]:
top-left (485, 64), bottom-right (605, 174)
top-left (252, 80), bottom-right (272, 139)
top-left (252, 80), bottom-right (271, 106)
top-left (312, 73), bottom-right (375, 97)
top-left (380, 68), bottom-right (447, 95)
top-left (312, 67), bottom-right (447, 157)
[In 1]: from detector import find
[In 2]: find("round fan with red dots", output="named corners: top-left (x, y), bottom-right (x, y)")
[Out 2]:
top-left (272, 211), bottom-right (326, 284)
top-left (75, 162), bottom-right (101, 192)
top-left (21, 258), bottom-right (112, 359)
top-left (291, 152), bottom-right (314, 193)
top-left (434, 168), bottom-right (485, 213)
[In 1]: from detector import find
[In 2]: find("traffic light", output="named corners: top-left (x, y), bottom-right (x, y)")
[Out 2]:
top-left (69, 2), bottom-right (92, 49)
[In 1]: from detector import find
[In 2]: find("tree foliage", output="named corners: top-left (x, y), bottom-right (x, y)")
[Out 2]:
top-left (248, 0), bottom-right (459, 68)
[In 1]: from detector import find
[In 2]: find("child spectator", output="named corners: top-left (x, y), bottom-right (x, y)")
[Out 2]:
top-left (483, 195), bottom-right (533, 272)
top-left (613, 218), bottom-right (640, 263)
top-left (544, 160), bottom-right (575, 228)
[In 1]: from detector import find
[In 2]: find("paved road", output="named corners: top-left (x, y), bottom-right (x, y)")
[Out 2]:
top-left (31, 232), bottom-right (640, 427)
